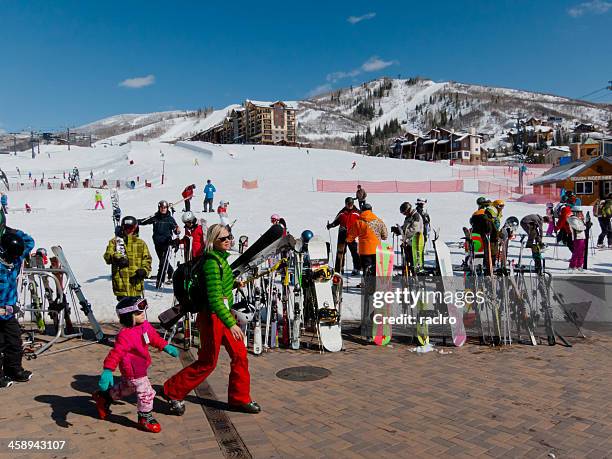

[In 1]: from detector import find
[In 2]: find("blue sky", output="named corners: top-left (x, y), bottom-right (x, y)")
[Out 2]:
top-left (1, 0), bottom-right (611, 132)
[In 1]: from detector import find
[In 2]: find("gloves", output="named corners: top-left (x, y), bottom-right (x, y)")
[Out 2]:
top-left (391, 225), bottom-right (401, 236)
top-left (326, 223), bottom-right (332, 230)
top-left (113, 255), bottom-right (129, 269)
top-left (98, 369), bottom-right (114, 391)
top-left (130, 268), bottom-right (148, 284)
top-left (163, 344), bottom-right (179, 358)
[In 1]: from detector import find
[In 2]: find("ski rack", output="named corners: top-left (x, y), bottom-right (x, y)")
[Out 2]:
top-left (19, 268), bottom-right (96, 358)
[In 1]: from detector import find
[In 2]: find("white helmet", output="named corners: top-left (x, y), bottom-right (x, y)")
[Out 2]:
top-left (231, 302), bottom-right (256, 327)
top-left (181, 211), bottom-right (197, 224)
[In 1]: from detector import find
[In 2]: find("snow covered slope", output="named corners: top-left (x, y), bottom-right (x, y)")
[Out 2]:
top-left (298, 78), bottom-right (611, 148)
top-left (4, 141), bottom-right (612, 322)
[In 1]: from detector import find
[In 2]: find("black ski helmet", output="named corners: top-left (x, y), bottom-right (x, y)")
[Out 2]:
top-left (0, 231), bottom-right (25, 262)
top-left (361, 203), bottom-right (372, 211)
top-left (345, 196), bottom-right (354, 205)
top-left (121, 216), bottom-right (138, 231)
top-left (158, 200), bottom-right (169, 209)
top-left (301, 229), bottom-right (314, 242)
top-left (476, 196), bottom-right (490, 207)
top-left (399, 202), bottom-right (411, 213)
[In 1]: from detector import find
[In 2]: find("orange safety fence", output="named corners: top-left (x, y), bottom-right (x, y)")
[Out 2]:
top-left (242, 179), bottom-right (259, 190)
top-left (316, 179), bottom-right (464, 193)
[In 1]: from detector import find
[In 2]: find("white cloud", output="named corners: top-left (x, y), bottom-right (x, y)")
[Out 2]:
top-left (326, 56), bottom-right (398, 83)
top-left (347, 12), bottom-right (376, 24)
top-left (361, 56), bottom-right (395, 72)
top-left (568, 0), bottom-right (612, 17)
top-left (118, 74), bottom-right (156, 89)
top-left (306, 83), bottom-right (333, 98)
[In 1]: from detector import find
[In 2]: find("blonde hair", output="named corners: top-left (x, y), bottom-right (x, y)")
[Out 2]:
top-left (206, 224), bottom-right (229, 252)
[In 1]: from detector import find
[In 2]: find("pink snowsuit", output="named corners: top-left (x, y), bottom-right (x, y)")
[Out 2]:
top-left (103, 321), bottom-right (167, 412)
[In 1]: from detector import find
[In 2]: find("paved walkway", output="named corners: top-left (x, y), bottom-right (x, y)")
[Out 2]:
top-left (2, 324), bottom-right (612, 459)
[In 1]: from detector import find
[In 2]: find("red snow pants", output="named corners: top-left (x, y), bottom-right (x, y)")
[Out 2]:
top-left (163, 312), bottom-right (251, 405)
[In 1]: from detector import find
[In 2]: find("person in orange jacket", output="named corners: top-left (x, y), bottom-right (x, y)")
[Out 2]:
top-left (346, 203), bottom-right (388, 276)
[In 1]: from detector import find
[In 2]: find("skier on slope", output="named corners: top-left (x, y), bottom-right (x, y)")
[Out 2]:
top-left (181, 184), bottom-right (196, 212)
top-left (355, 185), bottom-right (367, 210)
top-left (181, 211), bottom-right (206, 258)
top-left (139, 201), bottom-right (180, 287)
top-left (0, 222), bottom-right (35, 389)
top-left (94, 190), bottom-right (104, 210)
top-left (327, 197), bottom-right (361, 275)
top-left (163, 224), bottom-right (261, 415)
top-left (203, 179), bottom-right (216, 212)
top-left (391, 202), bottom-right (423, 276)
top-left (93, 297), bottom-right (180, 433)
top-left (346, 203), bottom-right (387, 278)
top-left (217, 200), bottom-right (230, 226)
top-left (103, 216), bottom-right (152, 301)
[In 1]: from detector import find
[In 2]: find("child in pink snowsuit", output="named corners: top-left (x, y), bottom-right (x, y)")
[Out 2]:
top-left (93, 297), bottom-right (179, 433)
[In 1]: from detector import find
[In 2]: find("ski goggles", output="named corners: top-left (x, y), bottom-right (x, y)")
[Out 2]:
top-left (116, 298), bottom-right (148, 315)
top-left (0, 306), bottom-right (14, 316)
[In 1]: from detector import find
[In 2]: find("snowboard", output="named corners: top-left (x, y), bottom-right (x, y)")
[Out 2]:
top-left (373, 242), bottom-right (393, 346)
top-left (50, 246), bottom-right (105, 341)
top-left (309, 237), bottom-right (342, 352)
top-left (434, 237), bottom-right (466, 346)
top-left (230, 225), bottom-right (286, 276)
top-left (411, 232), bottom-right (425, 273)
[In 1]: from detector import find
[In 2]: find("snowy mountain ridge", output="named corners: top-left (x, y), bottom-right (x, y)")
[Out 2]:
top-left (75, 78), bottom-right (611, 149)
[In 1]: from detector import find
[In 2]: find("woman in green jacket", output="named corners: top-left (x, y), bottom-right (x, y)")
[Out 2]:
top-left (163, 224), bottom-right (260, 415)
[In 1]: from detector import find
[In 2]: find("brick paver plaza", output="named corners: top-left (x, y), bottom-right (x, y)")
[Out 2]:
top-left (2, 324), bottom-right (612, 459)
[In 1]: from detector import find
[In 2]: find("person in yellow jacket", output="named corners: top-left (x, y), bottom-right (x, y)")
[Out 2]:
top-left (346, 203), bottom-right (388, 276)
top-left (103, 216), bottom-right (152, 300)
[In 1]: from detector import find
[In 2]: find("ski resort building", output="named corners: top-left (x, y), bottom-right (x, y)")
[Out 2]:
top-left (530, 156), bottom-right (612, 205)
top-left (191, 100), bottom-right (298, 145)
top-left (391, 128), bottom-right (483, 163)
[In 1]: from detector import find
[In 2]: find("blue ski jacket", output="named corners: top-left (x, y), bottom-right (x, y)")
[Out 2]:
top-left (204, 183), bottom-right (216, 199)
top-left (0, 229), bottom-right (35, 319)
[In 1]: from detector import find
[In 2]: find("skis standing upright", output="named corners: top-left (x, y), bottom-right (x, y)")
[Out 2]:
top-left (50, 246), bottom-right (105, 342)
top-left (110, 188), bottom-right (121, 232)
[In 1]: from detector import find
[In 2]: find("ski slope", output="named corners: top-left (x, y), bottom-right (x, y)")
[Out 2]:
top-left (4, 142), bottom-right (611, 322)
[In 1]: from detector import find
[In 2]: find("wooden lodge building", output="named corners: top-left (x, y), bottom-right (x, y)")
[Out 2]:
top-left (530, 156), bottom-right (612, 205)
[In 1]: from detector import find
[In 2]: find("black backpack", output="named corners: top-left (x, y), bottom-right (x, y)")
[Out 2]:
top-left (172, 253), bottom-right (222, 313)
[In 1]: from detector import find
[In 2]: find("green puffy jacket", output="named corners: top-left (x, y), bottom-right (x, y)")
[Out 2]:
top-left (103, 235), bottom-right (152, 297)
top-left (201, 250), bottom-right (236, 328)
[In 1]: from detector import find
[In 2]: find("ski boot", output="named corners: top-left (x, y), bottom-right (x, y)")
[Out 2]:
top-left (93, 390), bottom-right (113, 420)
top-left (138, 411), bottom-right (162, 433)
top-left (229, 401), bottom-right (261, 414)
top-left (0, 376), bottom-right (13, 388)
top-left (162, 391), bottom-right (185, 416)
top-left (10, 369), bottom-right (32, 382)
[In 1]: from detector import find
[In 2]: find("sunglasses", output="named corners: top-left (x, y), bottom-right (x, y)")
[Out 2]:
top-left (117, 298), bottom-right (148, 315)
top-left (218, 234), bottom-right (234, 242)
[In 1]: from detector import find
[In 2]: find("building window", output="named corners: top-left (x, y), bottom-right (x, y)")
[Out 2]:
top-left (575, 181), bottom-right (593, 195)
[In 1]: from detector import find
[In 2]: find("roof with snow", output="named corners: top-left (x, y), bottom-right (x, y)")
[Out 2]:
top-left (246, 100), bottom-right (298, 110)
top-left (530, 156), bottom-right (612, 185)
